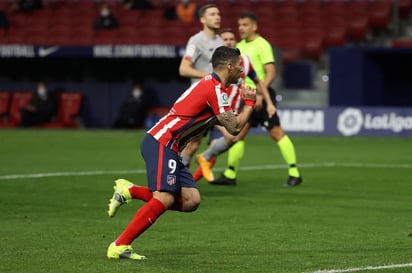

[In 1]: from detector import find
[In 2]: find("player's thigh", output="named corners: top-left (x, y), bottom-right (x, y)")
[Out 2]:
top-left (182, 136), bottom-right (202, 155)
top-left (141, 134), bottom-right (197, 193)
top-left (178, 166), bottom-right (201, 211)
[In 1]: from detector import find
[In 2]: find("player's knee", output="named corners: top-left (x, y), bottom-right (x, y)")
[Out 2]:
top-left (270, 126), bottom-right (285, 141)
top-left (181, 188), bottom-right (201, 212)
top-left (185, 198), bottom-right (201, 212)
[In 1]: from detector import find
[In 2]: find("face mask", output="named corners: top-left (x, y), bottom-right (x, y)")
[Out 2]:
top-left (132, 89), bottom-right (142, 99)
top-left (101, 8), bottom-right (110, 17)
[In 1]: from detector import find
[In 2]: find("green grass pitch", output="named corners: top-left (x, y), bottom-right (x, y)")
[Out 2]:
top-left (0, 129), bottom-right (411, 273)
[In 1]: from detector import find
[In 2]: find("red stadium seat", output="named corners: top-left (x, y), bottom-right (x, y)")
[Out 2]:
top-left (392, 39), bottom-right (412, 47)
top-left (345, 0), bottom-right (370, 41)
top-left (346, 16), bottom-right (369, 41)
top-left (94, 30), bottom-right (118, 45)
top-left (368, 0), bottom-right (392, 30)
top-left (8, 92), bottom-right (33, 127)
top-left (43, 92), bottom-right (83, 128)
top-left (69, 29), bottom-right (95, 46)
top-left (57, 92), bottom-right (83, 128)
top-left (301, 28), bottom-right (324, 61)
top-left (3, 28), bottom-right (27, 44)
top-left (398, 0), bottom-right (412, 19)
top-left (322, 16), bottom-right (347, 47)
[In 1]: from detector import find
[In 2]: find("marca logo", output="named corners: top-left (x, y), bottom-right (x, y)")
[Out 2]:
top-left (337, 108), bottom-right (412, 136)
top-left (278, 109), bottom-right (324, 132)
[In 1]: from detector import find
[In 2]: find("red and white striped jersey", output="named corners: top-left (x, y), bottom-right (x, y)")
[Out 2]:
top-left (226, 55), bottom-right (256, 114)
top-left (148, 73), bottom-right (232, 153)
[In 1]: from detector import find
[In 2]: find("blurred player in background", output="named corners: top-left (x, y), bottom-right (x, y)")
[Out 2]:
top-left (178, 3), bottom-right (223, 168)
top-left (193, 28), bottom-right (276, 183)
top-left (212, 12), bottom-right (303, 187)
top-left (106, 46), bottom-right (257, 260)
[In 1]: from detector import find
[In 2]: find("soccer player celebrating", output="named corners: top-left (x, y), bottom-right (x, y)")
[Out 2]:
top-left (106, 46), bottom-right (256, 260)
top-left (178, 3), bottom-right (223, 168)
top-left (193, 28), bottom-right (276, 183)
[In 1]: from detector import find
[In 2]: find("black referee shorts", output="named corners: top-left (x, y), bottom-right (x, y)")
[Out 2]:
top-left (248, 87), bottom-right (281, 130)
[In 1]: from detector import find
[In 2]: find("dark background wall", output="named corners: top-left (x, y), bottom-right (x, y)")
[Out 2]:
top-left (329, 47), bottom-right (412, 107)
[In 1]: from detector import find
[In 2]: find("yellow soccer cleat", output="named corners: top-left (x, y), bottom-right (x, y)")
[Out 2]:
top-left (107, 242), bottom-right (146, 260)
top-left (107, 179), bottom-right (133, 217)
top-left (196, 153), bottom-right (214, 182)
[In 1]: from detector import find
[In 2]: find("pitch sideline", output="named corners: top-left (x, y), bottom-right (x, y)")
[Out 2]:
top-left (1, 162), bottom-right (412, 180)
top-left (304, 262), bottom-right (412, 273)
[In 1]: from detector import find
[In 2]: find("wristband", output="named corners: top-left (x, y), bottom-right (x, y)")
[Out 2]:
top-left (243, 100), bottom-right (255, 107)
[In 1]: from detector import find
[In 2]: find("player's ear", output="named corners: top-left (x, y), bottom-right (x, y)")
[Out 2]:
top-left (253, 23), bottom-right (258, 32)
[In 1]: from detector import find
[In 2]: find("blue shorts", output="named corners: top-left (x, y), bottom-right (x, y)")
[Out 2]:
top-left (140, 134), bottom-right (198, 194)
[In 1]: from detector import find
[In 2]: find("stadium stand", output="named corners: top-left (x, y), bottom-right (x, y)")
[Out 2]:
top-left (0, 0), bottom-right (408, 64)
top-left (0, 91), bottom-right (83, 128)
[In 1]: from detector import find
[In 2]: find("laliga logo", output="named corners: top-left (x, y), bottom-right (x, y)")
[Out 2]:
top-left (337, 108), bottom-right (363, 136)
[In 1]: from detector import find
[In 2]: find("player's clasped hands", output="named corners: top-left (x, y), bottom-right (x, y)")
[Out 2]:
top-left (241, 86), bottom-right (257, 104)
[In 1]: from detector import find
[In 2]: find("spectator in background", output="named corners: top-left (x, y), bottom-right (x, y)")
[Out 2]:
top-left (113, 83), bottom-right (149, 129)
top-left (164, 0), bottom-right (199, 25)
top-left (9, 0), bottom-right (42, 13)
top-left (94, 3), bottom-right (119, 31)
top-left (20, 81), bottom-right (57, 127)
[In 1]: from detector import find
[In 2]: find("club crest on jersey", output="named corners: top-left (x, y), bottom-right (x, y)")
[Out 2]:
top-left (167, 175), bottom-right (177, 186)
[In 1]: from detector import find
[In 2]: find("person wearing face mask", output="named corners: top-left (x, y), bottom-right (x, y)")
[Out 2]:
top-left (20, 81), bottom-right (57, 127)
top-left (113, 83), bottom-right (149, 129)
top-left (94, 3), bottom-right (119, 31)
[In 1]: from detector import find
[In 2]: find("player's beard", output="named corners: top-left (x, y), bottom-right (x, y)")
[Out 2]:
top-left (208, 23), bottom-right (220, 32)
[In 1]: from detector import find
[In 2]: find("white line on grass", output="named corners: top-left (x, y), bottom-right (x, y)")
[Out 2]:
top-left (1, 162), bottom-right (411, 180)
top-left (305, 262), bottom-right (412, 273)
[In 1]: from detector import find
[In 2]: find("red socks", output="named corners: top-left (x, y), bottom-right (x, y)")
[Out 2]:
top-left (192, 166), bottom-right (203, 181)
top-left (129, 185), bottom-right (153, 202)
top-left (115, 198), bottom-right (166, 245)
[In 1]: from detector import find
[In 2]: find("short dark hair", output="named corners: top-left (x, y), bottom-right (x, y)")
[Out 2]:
top-left (199, 4), bottom-right (217, 18)
top-left (219, 28), bottom-right (235, 35)
top-left (239, 12), bottom-right (258, 23)
top-left (212, 46), bottom-right (241, 69)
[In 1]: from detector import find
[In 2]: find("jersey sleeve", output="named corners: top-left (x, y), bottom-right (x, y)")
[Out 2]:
top-left (245, 55), bottom-right (257, 80)
top-left (183, 36), bottom-right (198, 62)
